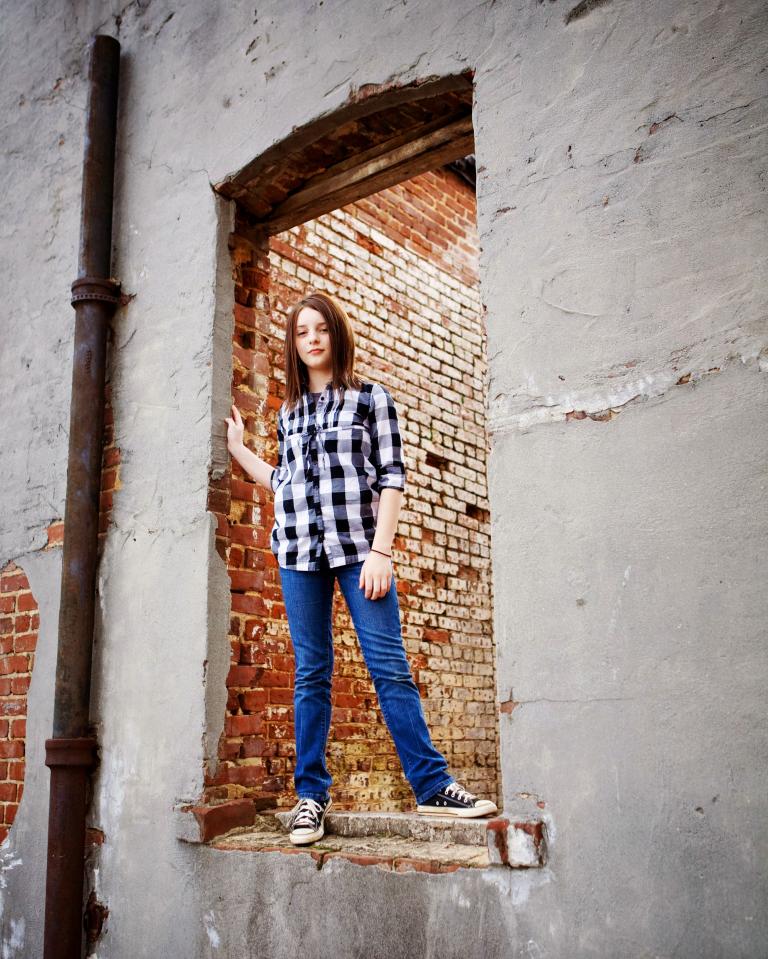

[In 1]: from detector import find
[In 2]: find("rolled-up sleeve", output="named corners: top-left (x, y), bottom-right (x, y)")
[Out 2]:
top-left (270, 409), bottom-right (286, 493)
top-left (367, 383), bottom-right (406, 491)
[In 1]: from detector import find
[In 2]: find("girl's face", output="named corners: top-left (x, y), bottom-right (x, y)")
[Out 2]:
top-left (295, 306), bottom-right (332, 372)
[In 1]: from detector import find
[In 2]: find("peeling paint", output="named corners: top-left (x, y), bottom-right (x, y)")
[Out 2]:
top-left (0, 917), bottom-right (25, 959)
top-left (0, 851), bottom-right (23, 922)
top-left (0, 854), bottom-right (25, 959)
top-left (488, 344), bottom-right (767, 434)
top-left (203, 910), bottom-right (221, 949)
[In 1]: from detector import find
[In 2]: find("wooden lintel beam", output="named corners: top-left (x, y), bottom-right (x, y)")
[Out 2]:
top-left (273, 113), bottom-right (473, 218)
top-left (261, 131), bottom-right (474, 235)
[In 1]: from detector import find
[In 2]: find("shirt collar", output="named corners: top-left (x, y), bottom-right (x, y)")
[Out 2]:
top-left (303, 379), bottom-right (334, 397)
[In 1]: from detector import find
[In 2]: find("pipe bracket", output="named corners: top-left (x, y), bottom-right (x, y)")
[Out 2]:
top-left (71, 276), bottom-right (122, 306)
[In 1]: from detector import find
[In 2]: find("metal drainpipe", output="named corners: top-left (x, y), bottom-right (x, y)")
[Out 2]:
top-left (44, 35), bottom-right (121, 959)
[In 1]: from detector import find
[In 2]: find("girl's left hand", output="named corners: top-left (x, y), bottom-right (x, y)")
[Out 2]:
top-left (224, 403), bottom-right (245, 452)
top-left (359, 551), bottom-right (392, 600)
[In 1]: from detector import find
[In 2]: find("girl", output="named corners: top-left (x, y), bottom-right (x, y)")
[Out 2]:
top-left (225, 291), bottom-right (497, 846)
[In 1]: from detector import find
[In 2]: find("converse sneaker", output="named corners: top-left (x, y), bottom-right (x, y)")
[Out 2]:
top-left (288, 796), bottom-right (332, 845)
top-left (416, 781), bottom-right (498, 818)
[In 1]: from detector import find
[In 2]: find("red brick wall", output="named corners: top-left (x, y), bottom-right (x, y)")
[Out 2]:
top-left (208, 166), bottom-right (498, 812)
top-left (99, 383), bottom-right (121, 539)
top-left (0, 373), bottom-right (118, 843)
top-left (0, 561), bottom-right (39, 840)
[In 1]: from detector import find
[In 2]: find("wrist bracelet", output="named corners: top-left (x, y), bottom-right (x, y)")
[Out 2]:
top-left (371, 548), bottom-right (392, 558)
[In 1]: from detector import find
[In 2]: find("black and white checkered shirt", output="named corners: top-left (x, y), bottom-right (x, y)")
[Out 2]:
top-left (270, 380), bottom-right (407, 570)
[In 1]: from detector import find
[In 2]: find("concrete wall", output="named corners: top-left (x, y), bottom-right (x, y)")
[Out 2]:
top-left (0, 0), bottom-right (766, 956)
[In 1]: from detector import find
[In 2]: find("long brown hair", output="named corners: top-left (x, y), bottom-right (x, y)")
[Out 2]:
top-left (282, 291), bottom-right (363, 410)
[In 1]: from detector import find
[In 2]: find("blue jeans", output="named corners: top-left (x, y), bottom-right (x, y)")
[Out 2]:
top-left (278, 549), bottom-right (454, 805)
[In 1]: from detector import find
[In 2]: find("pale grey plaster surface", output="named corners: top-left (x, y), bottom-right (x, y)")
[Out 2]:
top-left (490, 362), bottom-right (768, 956)
top-left (0, 0), bottom-right (766, 956)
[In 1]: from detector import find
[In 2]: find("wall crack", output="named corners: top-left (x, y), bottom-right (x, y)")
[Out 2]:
top-left (489, 343), bottom-right (767, 434)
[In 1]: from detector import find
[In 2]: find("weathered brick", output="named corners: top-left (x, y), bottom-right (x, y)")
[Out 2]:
top-left (207, 171), bottom-right (497, 813)
top-left (189, 799), bottom-right (256, 842)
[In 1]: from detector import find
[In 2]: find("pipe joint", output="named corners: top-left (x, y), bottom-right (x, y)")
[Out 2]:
top-left (45, 737), bottom-right (99, 770)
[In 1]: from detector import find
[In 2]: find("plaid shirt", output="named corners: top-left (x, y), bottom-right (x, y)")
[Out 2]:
top-left (270, 380), bottom-right (407, 570)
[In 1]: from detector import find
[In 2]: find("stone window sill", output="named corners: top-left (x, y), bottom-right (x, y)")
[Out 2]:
top-left (175, 799), bottom-right (548, 874)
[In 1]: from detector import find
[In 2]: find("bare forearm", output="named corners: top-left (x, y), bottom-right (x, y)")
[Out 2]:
top-left (229, 442), bottom-right (275, 491)
top-left (372, 488), bottom-right (404, 554)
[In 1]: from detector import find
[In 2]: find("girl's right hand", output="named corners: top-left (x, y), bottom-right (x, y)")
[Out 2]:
top-left (224, 403), bottom-right (245, 452)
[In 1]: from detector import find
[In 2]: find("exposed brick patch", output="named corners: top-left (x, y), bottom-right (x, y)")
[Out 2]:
top-left (86, 827), bottom-right (106, 846)
top-left (486, 817), bottom-right (508, 864)
top-left (84, 890), bottom-right (109, 949)
top-left (393, 857), bottom-right (437, 873)
top-left (46, 521), bottom-right (65, 548)
top-left (486, 816), bottom-right (548, 867)
top-left (98, 381), bottom-right (122, 543)
top-left (0, 562), bottom-right (39, 842)
top-left (187, 798), bottom-right (257, 843)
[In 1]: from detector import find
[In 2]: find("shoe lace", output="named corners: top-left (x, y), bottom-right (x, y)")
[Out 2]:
top-left (445, 782), bottom-right (476, 804)
top-left (291, 797), bottom-right (323, 828)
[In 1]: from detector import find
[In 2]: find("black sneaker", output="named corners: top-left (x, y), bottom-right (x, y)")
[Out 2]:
top-left (288, 796), bottom-right (332, 845)
top-left (416, 781), bottom-right (498, 818)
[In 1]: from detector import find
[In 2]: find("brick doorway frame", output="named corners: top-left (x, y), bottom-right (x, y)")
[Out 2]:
top-left (200, 69), bottom-right (501, 828)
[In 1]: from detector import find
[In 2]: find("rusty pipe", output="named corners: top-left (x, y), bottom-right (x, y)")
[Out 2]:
top-left (44, 34), bottom-right (121, 959)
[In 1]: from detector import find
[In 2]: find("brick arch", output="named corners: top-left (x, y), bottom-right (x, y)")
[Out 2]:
top-left (0, 561), bottom-right (39, 841)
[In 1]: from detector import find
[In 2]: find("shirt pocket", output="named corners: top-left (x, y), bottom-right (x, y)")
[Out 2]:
top-left (284, 430), bottom-right (308, 476)
top-left (324, 423), bottom-right (376, 481)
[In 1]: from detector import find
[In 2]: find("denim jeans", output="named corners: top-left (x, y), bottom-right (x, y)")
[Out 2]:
top-left (278, 549), bottom-right (454, 805)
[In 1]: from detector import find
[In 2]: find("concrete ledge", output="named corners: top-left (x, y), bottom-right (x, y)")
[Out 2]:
top-left (210, 829), bottom-right (491, 872)
top-left (274, 808), bottom-right (491, 844)
top-left (176, 800), bottom-right (548, 870)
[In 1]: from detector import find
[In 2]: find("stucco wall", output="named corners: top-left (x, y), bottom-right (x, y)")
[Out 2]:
top-left (0, 0), bottom-right (766, 957)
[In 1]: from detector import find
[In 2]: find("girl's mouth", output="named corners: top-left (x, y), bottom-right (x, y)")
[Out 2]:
top-left (309, 349), bottom-right (324, 354)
